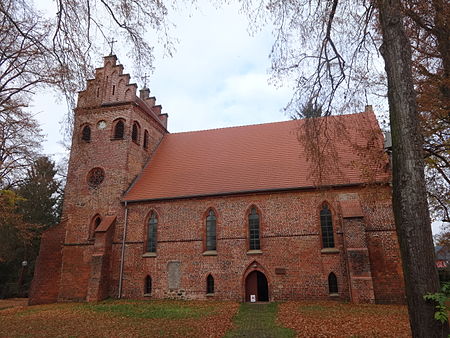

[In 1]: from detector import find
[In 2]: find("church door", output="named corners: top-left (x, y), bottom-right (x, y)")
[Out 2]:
top-left (245, 271), bottom-right (269, 302)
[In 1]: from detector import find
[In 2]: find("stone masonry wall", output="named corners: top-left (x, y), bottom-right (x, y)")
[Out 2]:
top-left (56, 55), bottom-right (167, 302)
top-left (28, 221), bottom-right (66, 305)
top-left (113, 186), bottom-right (404, 303)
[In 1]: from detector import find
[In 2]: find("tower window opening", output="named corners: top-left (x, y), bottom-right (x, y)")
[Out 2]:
top-left (132, 122), bottom-right (140, 143)
top-left (143, 130), bottom-right (149, 149)
top-left (114, 120), bottom-right (125, 139)
top-left (81, 125), bottom-right (91, 142)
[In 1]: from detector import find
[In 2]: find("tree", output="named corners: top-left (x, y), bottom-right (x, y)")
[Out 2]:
top-left (376, 1), bottom-right (443, 335)
top-left (0, 0), bottom-right (173, 132)
top-left (0, 108), bottom-right (43, 189)
top-left (17, 156), bottom-right (61, 228)
top-left (0, 157), bottom-right (61, 297)
top-left (404, 0), bottom-right (450, 223)
top-left (0, 190), bottom-right (34, 297)
top-left (241, 0), bottom-right (447, 335)
top-left (292, 97), bottom-right (324, 119)
top-left (16, 157), bottom-right (61, 294)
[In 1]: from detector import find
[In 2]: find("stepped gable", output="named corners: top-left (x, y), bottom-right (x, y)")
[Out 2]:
top-left (76, 55), bottom-right (167, 130)
top-left (124, 110), bottom-right (389, 202)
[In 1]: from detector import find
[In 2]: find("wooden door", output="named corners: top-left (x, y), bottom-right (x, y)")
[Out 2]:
top-left (245, 271), bottom-right (258, 302)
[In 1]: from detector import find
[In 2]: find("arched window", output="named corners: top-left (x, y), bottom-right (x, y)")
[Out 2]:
top-left (248, 207), bottom-right (260, 250)
top-left (206, 210), bottom-right (217, 251)
top-left (143, 130), bottom-right (149, 149)
top-left (207, 274), bottom-right (214, 294)
top-left (89, 215), bottom-right (102, 240)
top-left (131, 122), bottom-right (140, 143)
top-left (328, 272), bottom-right (338, 294)
top-left (144, 275), bottom-right (152, 295)
top-left (320, 204), bottom-right (335, 248)
top-left (81, 125), bottom-right (91, 142)
top-left (114, 120), bottom-right (125, 139)
top-left (146, 212), bottom-right (157, 253)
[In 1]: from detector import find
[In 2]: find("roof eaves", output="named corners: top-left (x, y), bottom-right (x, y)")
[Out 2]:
top-left (122, 182), bottom-right (388, 204)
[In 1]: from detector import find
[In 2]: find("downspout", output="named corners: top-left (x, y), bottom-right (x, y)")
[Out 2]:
top-left (341, 217), bottom-right (353, 303)
top-left (118, 201), bottom-right (129, 299)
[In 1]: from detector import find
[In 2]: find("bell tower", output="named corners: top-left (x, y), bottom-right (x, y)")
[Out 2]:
top-left (56, 55), bottom-right (168, 301)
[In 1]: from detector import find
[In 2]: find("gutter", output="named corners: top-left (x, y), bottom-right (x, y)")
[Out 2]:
top-left (118, 201), bottom-right (129, 298)
top-left (123, 182), bottom-right (391, 204)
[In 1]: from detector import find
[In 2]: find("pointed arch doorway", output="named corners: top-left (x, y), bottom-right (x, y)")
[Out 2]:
top-left (245, 270), bottom-right (269, 302)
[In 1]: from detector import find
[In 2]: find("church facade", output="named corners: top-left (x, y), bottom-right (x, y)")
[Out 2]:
top-left (29, 55), bottom-right (405, 305)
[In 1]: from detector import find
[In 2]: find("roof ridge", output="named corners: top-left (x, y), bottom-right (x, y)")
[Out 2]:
top-left (170, 119), bottom-right (293, 135)
top-left (170, 111), bottom-right (371, 136)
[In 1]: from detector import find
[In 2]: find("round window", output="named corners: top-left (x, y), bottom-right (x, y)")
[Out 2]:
top-left (87, 167), bottom-right (105, 187)
top-left (97, 120), bottom-right (107, 129)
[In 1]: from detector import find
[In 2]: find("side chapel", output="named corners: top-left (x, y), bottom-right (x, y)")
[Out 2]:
top-left (29, 55), bottom-right (405, 305)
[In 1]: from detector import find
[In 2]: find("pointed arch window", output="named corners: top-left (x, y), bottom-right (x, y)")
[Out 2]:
top-left (81, 125), bottom-right (91, 142)
top-left (144, 275), bottom-right (152, 295)
top-left (113, 120), bottom-right (125, 139)
top-left (143, 130), bottom-right (149, 149)
top-left (89, 215), bottom-right (102, 240)
top-left (320, 204), bottom-right (335, 248)
top-left (146, 212), bottom-right (158, 253)
top-left (248, 207), bottom-right (260, 250)
top-left (206, 210), bottom-right (217, 251)
top-left (328, 272), bottom-right (338, 294)
top-left (207, 274), bottom-right (214, 294)
top-left (132, 122), bottom-right (140, 143)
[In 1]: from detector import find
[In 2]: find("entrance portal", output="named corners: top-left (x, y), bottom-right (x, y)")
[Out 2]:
top-left (245, 270), bottom-right (268, 302)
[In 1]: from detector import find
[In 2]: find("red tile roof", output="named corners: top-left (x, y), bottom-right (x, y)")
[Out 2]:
top-left (340, 200), bottom-right (364, 218)
top-left (124, 111), bottom-right (389, 202)
top-left (95, 215), bottom-right (116, 232)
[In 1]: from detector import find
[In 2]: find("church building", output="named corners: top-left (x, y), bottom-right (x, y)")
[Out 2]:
top-left (29, 55), bottom-right (405, 305)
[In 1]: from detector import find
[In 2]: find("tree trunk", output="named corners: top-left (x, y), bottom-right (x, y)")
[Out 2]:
top-left (376, 0), bottom-right (449, 337)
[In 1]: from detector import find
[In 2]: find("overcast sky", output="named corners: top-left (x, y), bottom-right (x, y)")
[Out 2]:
top-left (31, 1), bottom-right (293, 160)
top-left (30, 1), bottom-right (443, 234)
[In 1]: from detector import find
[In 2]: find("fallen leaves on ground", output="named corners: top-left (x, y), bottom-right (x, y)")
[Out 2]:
top-left (0, 299), bottom-right (239, 337)
top-left (278, 301), bottom-right (411, 337)
top-left (0, 298), bottom-right (27, 310)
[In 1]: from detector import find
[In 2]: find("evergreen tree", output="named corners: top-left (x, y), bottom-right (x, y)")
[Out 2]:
top-left (0, 190), bottom-right (33, 298)
top-left (17, 157), bottom-right (61, 228)
top-left (0, 156), bottom-right (62, 297)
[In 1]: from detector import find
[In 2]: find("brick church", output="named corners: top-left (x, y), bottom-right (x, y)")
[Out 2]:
top-left (29, 55), bottom-right (405, 305)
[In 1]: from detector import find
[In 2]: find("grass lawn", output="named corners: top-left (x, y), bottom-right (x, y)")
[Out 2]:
top-left (0, 299), bottom-right (412, 337)
top-left (225, 302), bottom-right (295, 338)
top-left (0, 299), bottom-right (239, 337)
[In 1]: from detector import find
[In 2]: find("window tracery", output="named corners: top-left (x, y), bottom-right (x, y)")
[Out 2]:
top-left (87, 167), bottom-right (105, 188)
top-left (248, 207), bottom-right (260, 250)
